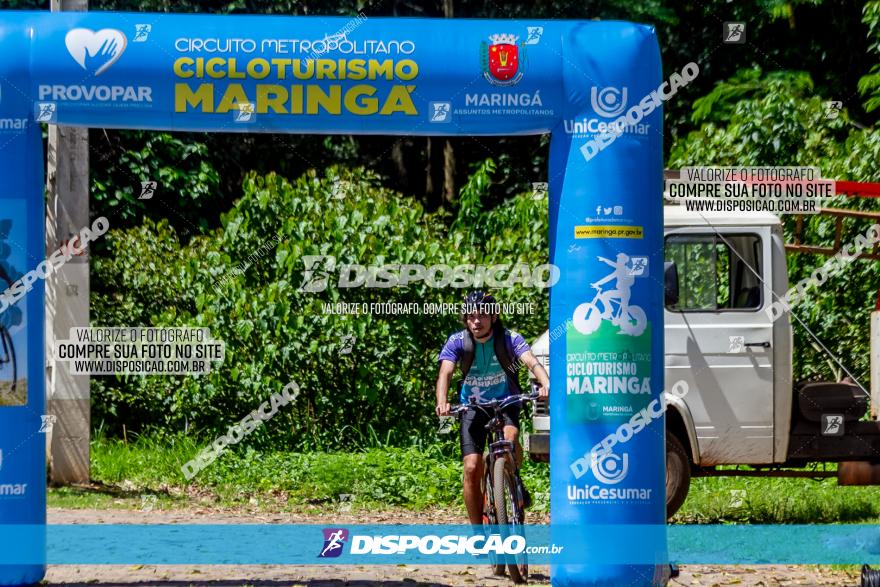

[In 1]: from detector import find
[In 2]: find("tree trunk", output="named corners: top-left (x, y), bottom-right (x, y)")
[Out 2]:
top-left (391, 139), bottom-right (408, 191)
top-left (443, 139), bottom-right (455, 203)
top-left (425, 137), bottom-right (434, 201)
top-left (47, 0), bottom-right (91, 486)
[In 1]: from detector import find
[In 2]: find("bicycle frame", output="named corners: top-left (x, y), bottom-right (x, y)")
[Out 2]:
top-left (451, 393), bottom-right (537, 516)
top-left (591, 288), bottom-right (623, 317)
top-left (450, 391), bottom-right (538, 582)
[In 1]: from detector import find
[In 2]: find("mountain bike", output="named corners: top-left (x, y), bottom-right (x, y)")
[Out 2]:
top-left (573, 283), bottom-right (647, 336)
top-left (451, 390), bottom-right (539, 584)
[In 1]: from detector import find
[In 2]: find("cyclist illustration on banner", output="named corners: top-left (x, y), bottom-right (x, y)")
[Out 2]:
top-left (573, 253), bottom-right (647, 336)
top-left (0, 215), bottom-right (24, 407)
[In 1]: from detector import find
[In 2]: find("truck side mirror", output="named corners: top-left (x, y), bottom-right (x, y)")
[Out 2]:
top-left (664, 261), bottom-right (679, 308)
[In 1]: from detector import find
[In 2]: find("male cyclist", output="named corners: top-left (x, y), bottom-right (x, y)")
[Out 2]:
top-left (435, 291), bottom-right (549, 526)
top-left (592, 252), bottom-right (634, 324)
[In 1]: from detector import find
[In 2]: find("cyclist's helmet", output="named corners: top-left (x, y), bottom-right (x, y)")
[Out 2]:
top-left (464, 290), bottom-right (496, 308)
top-left (461, 290), bottom-right (497, 321)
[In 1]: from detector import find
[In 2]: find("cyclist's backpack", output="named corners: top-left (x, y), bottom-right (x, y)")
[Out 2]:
top-left (459, 322), bottom-right (523, 394)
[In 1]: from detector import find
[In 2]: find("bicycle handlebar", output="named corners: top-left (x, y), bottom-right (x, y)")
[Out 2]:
top-left (448, 392), bottom-right (540, 416)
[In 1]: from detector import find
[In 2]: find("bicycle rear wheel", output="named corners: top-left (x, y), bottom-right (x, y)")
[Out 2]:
top-left (492, 456), bottom-right (528, 584)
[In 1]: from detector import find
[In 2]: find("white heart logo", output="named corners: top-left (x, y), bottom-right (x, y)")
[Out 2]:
top-left (65, 28), bottom-right (127, 76)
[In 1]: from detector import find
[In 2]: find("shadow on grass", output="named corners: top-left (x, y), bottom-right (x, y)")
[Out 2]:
top-left (49, 481), bottom-right (174, 499)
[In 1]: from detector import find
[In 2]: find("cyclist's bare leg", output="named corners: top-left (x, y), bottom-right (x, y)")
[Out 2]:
top-left (504, 425), bottom-right (521, 469)
top-left (463, 453), bottom-right (484, 525)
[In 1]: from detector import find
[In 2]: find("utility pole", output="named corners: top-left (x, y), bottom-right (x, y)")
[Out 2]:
top-left (442, 0), bottom-right (455, 204)
top-left (46, 0), bottom-right (90, 484)
top-left (872, 294), bottom-right (880, 419)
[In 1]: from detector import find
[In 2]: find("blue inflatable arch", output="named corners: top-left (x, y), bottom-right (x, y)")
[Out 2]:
top-left (0, 11), bottom-right (665, 586)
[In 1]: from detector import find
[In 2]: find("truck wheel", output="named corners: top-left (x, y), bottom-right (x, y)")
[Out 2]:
top-left (666, 433), bottom-right (691, 519)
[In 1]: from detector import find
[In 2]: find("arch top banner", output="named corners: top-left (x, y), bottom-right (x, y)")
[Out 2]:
top-left (0, 12), bottom-right (660, 136)
top-left (0, 9), bottom-right (668, 587)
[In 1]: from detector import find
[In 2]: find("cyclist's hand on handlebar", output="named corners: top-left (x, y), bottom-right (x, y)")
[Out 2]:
top-left (536, 382), bottom-right (549, 399)
top-left (529, 381), bottom-right (549, 400)
top-left (436, 402), bottom-right (451, 417)
top-left (590, 282), bottom-right (600, 290)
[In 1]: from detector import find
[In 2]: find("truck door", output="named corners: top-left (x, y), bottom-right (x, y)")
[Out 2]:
top-left (665, 228), bottom-right (775, 464)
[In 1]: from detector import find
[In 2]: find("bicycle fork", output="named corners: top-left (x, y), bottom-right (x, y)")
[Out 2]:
top-left (489, 440), bottom-right (527, 519)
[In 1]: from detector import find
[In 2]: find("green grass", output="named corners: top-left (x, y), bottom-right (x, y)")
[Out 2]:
top-left (675, 473), bottom-right (880, 524)
top-left (48, 485), bottom-right (185, 510)
top-left (65, 433), bottom-right (550, 512)
top-left (53, 435), bottom-right (880, 525)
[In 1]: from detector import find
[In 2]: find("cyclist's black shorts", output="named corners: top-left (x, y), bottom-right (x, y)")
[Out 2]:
top-left (459, 403), bottom-right (520, 457)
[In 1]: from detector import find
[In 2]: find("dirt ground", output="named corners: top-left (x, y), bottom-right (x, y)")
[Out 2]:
top-left (45, 508), bottom-right (858, 586)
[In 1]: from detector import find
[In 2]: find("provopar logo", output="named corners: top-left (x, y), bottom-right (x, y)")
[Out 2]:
top-left (65, 28), bottom-right (127, 76)
top-left (480, 34), bottom-right (525, 86)
top-left (41, 28), bottom-right (151, 105)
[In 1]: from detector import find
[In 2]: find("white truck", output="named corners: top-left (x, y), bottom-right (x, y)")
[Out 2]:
top-left (526, 205), bottom-right (880, 517)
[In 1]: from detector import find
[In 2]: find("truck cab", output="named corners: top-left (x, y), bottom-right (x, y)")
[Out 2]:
top-left (527, 205), bottom-right (875, 517)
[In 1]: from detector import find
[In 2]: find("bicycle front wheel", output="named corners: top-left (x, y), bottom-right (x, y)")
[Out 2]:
top-left (482, 455), bottom-right (506, 577)
top-left (572, 301), bottom-right (602, 335)
top-left (492, 456), bottom-right (528, 584)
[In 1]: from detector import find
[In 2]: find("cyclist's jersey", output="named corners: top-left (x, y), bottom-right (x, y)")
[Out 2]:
top-left (616, 272), bottom-right (634, 289)
top-left (607, 263), bottom-right (634, 289)
top-left (438, 329), bottom-right (530, 403)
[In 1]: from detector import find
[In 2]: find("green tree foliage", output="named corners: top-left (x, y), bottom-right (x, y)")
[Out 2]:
top-left (858, 1), bottom-right (880, 112)
top-left (91, 165), bottom-right (549, 448)
top-left (90, 132), bottom-right (220, 235)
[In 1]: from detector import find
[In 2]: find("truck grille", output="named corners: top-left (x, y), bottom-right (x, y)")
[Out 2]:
top-left (532, 353), bottom-right (549, 416)
top-left (534, 397), bottom-right (549, 416)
